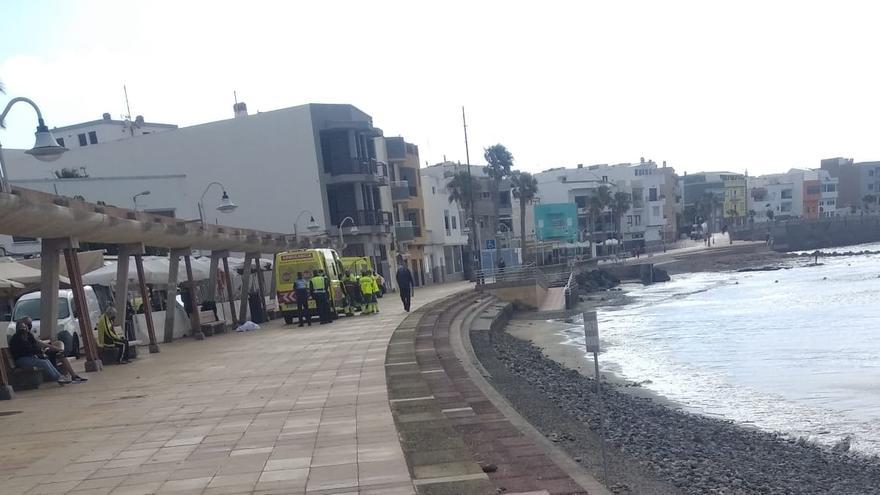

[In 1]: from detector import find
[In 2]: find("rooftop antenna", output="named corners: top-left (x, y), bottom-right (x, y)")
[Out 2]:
top-left (234, 90), bottom-right (238, 104)
top-left (122, 85), bottom-right (138, 137)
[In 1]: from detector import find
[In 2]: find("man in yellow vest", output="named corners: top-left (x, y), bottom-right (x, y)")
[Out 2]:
top-left (342, 271), bottom-right (357, 316)
top-left (359, 269), bottom-right (375, 315)
top-left (309, 269), bottom-right (331, 324)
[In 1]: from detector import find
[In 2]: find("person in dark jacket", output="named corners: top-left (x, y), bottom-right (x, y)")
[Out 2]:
top-left (396, 263), bottom-right (415, 312)
top-left (8, 319), bottom-right (79, 385)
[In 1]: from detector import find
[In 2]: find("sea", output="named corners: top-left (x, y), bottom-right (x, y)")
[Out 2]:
top-left (561, 242), bottom-right (880, 455)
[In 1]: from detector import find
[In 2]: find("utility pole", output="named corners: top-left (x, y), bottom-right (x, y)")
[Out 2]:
top-left (462, 106), bottom-right (481, 277)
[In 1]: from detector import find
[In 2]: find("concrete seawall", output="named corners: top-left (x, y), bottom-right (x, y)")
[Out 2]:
top-left (732, 217), bottom-right (880, 251)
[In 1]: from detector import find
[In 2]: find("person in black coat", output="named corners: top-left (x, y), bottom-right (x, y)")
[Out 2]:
top-left (395, 264), bottom-right (415, 312)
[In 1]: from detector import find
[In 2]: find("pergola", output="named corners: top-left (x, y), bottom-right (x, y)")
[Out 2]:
top-left (0, 187), bottom-right (293, 400)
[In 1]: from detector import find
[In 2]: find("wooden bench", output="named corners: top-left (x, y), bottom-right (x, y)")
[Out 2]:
top-left (199, 310), bottom-right (226, 336)
top-left (1, 348), bottom-right (46, 390)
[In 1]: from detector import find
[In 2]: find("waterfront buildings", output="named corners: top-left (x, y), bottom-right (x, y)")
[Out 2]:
top-left (747, 168), bottom-right (839, 221)
top-left (533, 159), bottom-right (680, 250)
top-left (420, 166), bottom-right (469, 282)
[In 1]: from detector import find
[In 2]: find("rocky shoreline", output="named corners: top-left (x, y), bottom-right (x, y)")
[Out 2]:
top-left (478, 328), bottom-right (880, 495)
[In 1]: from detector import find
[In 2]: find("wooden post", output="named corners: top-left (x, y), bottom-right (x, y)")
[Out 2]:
top-left (135, 254), bottom-right (160, 353)
top-left (238, 253), bottom-right (254, 325)
top-left (207, 251), bottom-right (224, 301)
top-left (64, 247), bottom-right (102, 372)
top-left (163, 252), bottom-right (181, 343)
top-left (184, 254), bottom-right (204, 340)
top-left (114, 245), bottom-right (132, 328)
top-left (39, 239), bottom-right (63, 340)
top-left (253, 255), bottom-right (268, 321)
top-left (222, 256), bottom-right (237, 323)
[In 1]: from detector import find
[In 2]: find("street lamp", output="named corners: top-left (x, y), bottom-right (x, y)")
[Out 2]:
top-left (293, 210), bottom-right (322, 246)
top-left (198, 181), bottom-right (237, 225)
top-left (132, 190), bottom-right (150, 210)
top-left (338, 216), bottom-right (359, 252)
top-left (0, 97), bottom-right (68, 193)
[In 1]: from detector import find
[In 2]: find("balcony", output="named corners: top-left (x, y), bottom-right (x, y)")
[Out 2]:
top-left (391, 180), bottom-right (413, 201)
top-left (329, 210), bottom-right (392, 235)
top-left (324, 157), bottom-right (383, 185)
top-left (395, 221), bottom-right (415, 242)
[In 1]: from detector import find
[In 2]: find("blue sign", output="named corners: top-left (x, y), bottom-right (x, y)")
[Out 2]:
top-left (486, 239), bottom-right (497, 250)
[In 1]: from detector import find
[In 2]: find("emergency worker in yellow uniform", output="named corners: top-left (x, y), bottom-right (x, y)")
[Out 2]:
top-left (309, 269), bottom-right (331, 324)
top-left (359, 269), bottom-right (375, 314)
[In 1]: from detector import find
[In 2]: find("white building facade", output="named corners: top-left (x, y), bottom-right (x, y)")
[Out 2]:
top-left (4, 103), bottom-right (404, 282)
top-left (420, 166), bottom-right (469, 282)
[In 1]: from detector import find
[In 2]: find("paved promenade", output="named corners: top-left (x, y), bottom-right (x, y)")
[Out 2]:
top-left (0, 282), bottom-right (470, 495)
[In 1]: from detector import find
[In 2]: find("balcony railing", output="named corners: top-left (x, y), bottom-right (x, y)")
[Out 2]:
top-left (330, 210), bottom-right (392, 228)
top-left (391, 180), bottom-right (411, 201)
top-left (395, 221), bottom-right (415, 242)
top-left (327, 157), bottom-right (380, 176)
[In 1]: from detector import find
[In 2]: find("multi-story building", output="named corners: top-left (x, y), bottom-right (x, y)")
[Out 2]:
top-left (50, 112), bottom-right (178, 149)
top-left (4, 102), bottom-right (400, 281)
top-left (856, 161), bottom-right (880, 208)
top-left (820, 157), bottom-right (859, 211)
top-left (682, 171), bottom-right (745, 231)
top-left (422, 162), bottom-right (515, 269)
top-left (534, 159), bottom-right (679, 250)
top-left (379, 137), bottom-right (429, 285)
top-left (748, 173), bottom-right (800, 221)
top-left (420, 166), bottom-right (469, 283)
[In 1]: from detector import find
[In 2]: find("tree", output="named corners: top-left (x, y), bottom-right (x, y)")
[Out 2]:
top-left (588, 185), bottom-right (613, 243)
top-left (483, 144), bottom-right (514, 182)
top-left (611, 191), bottom-right (632, 253)
top-left (509, 170), bottom-right (538, 261)
top-left (766, 209), bottom-right (775, 221)
top-left (55, 167), bottom-right (89, 179)
top-left (696, 192), bottom-right (722, 231)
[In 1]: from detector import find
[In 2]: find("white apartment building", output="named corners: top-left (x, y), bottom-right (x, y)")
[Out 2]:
top-left (50, 112), bottom-right (178, 149)
top-left (748, 173), bottom-right (801, 221)
top-left (420, 167), bottom-right (469, 282)
top-left (4, 103), bottom-right (405, 282)
top-left (532, 160), bottom-right (679, 248)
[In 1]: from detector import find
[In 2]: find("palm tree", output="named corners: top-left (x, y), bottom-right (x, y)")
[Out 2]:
top-left (697, 192), bottom-right (722, 232)
top-left (509, 170), bottom-right (538, 261)
top-left (483, 144), bottom-right (514, 212)
top-left (611, 191), bottom-right (632, 253)
top-left (447, 170), bottom-right (481, 228)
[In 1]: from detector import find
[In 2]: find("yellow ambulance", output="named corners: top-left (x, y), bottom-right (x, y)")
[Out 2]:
top-left (274, 249), bottom-right (345, 324)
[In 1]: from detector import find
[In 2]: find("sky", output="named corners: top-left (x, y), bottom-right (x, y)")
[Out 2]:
top-left (2, 0), bottom-right (880, 176)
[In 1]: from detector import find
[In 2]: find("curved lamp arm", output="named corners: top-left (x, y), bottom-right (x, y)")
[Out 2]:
top-left (0, 97), bottom-right (46, 129)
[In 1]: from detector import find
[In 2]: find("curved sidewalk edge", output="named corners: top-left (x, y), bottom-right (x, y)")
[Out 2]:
top-left (385, 290), bottom-right (608, 495)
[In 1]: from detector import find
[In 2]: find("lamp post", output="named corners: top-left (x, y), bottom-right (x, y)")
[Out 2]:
top-left (132, 190), bottom-right (150, 210)
top-left (197, 181), bottom-right (237, 225)
top-left (0, 97), bottom-right (68, 193)
top-left (293, 210), bottom-right (322, 247)
top-left (337, 216), bottom-right (359, 253)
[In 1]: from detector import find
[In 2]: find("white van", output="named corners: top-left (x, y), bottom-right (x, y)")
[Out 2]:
top-left (5, 288), bottom-right (102, 357)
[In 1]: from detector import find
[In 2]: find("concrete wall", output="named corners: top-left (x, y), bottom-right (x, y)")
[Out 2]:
top-left (482, 281), bottom-right (547, 310)
top-left (6, 104), bottom-right (325, 234)
top-left (733, 216), bottom-right (880, 251)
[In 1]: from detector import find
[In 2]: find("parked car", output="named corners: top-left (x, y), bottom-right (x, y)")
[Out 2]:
top-left (5, 287), bottom-right (102, 357)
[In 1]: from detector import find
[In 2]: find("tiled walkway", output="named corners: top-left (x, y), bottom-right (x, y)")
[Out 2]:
top-left (0, 282), bottom-right (470, 495)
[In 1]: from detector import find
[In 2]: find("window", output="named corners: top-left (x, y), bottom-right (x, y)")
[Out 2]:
top-left (56, 137), bottom-right (65, 147)
top-left (432, 186), bottom-right (436, 194)
top-left (648, 187), bottom-right (658, 201)
top-left (452, 216), bottom-right (457, 229)
top-left (602, 176), bottom-right (608, 182)
top-left (444, 210), bottom-right (450, 232)
top-left (481, 191), bottom-right (491, 199)
top-left (627, 215), bottom-right (633, 225)
top-left (78, 133), bottom-right (87, 146)
top-left (88, 131), bottom-right (98, 144)
top-left (634, 215), bottom-right (641, 226)
top-left (871, 170), bottom-right (875, 177)
top-left (653, 206), bottom-right (660, 217)
top-left (781, 189), bottom-right (793, 199)
top-left (806, 185), bottom-right (821, 195)
top-left (12, 235), bottom-right (37, 243)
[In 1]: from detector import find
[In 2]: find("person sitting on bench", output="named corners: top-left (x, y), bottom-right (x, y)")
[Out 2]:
top-left (8, 319), bottom-right (72, 386)
top-left (18, 317), bottom-right (87, 382)
top-left (97, 307), bottom-right (130, 364)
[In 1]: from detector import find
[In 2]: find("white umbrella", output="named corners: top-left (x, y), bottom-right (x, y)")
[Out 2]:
top-left (0, 278), bottom-right (25, 289)
top-left (0, 257), bottom-right (70, 285)
top-left (82, 256), bottom-right (210, 286)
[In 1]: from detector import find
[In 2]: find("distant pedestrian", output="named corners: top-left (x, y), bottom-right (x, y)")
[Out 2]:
top-left (396, 263), bottom-right (414, 312)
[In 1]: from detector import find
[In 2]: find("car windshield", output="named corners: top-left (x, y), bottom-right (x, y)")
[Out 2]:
top-left (12, 298), bottom-right (70, 321)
